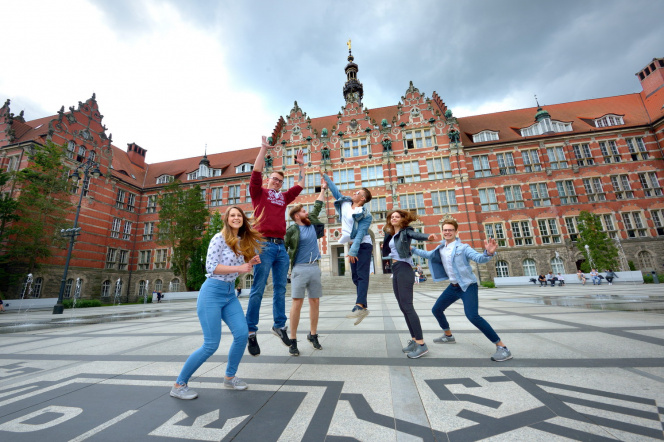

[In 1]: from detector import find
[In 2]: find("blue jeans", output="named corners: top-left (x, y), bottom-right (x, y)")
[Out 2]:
top-left (432, 283), bottom-right (500, 344)
top-left (177, 278), bottom-right (248, 384)
top-left (350, 242), bottom-right (372, 307)
top-left (246, 241), bottom-right (289, 333)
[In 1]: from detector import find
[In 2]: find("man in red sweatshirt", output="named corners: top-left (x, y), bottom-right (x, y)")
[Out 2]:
top-left (246, 136), bottom-right (305, 356)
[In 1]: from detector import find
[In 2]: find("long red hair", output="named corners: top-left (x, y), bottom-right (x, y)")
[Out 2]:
top-left (221, 206), bottom-right (264, 261)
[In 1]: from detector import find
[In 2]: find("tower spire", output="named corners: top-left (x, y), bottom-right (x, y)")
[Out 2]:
top-left (343, 41), bottom-right (363, 105)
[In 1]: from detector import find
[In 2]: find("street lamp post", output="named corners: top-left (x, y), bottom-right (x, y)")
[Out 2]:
top-left (53, 158), bottom-right (101, 314)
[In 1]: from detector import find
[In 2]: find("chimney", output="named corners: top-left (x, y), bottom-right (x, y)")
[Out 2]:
top-left (636, 57), bottom-right (664, 97)
top-left (126, 142), bottom-right (147, 168)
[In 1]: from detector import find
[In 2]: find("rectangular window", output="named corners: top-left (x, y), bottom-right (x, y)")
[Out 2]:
top-left (599, 140), bottom-right (621, 163)
top-left (404, 129), bottom-right (433, 149)
top-left (118, 250), bottom-right (128, 270)
top-left (210, 187), bottom-right (223, 206)
top-left (504, 185), bottom-right (524, 209)
top-left (367, 196), bottom-right (387, 220)
top-left (529, 183), bottom-right (551, 206)
top-left (484, 223), bottom-right (506, 247)
top-left (555, 180), bottom-right (578, 204)
top-left (122, 221), bottom-right (132, 240)
top-left (282, 175), bottom-right (295, 191)
top-left (332, 169), bottom-right (355, 190)
top-left (146, 195), bottom-right (157, 213)
top-left (111, 218), bottom-right (121, 239)
top-left (6, 155), bottom-right (20, 172)
top-left (431, 190), bottom-right (458, 214)
top-left (546, 146), bottom-right (568, 170)
top-left (66, 141), bottom-right (75, 160)
top-left (245, 184), bottom-right (252, 203)
top-left (582, 177), bottom-right (606, 202)
top-left (343, 138), bottom-right (369, 157)
top-left (610, 175), bottom-right (633, 199)
top-left (622, 212), bottom-right (647, 238)
top-left (126, 193), bottom-right (136, 212)
top-left (105, 248), bottom-right (117, 269)
top-left (638, 172), bottom-right (662, 197)
top-left (143, 222), bottom-right (154, 241)
top-left (625, 137), bottom-right (648, 161)
top-left (227, 185), bottom-right (241, 204)
top-left (650, 209), bottom-right (664, 236)
top-left (396, 161), bottom-right (421, 183)
top-left (361, 165), bottom-right (384, 187)
top-left (303, 173), bottom-right (319, 194)
top-left (478, 188), bottom-right (498, 211)
top-left (399, 193), bottom-right (426, 215)
top-left (496, 152), bottom-right (516, 175)
top-left (426, 157), bottom-right (452, 179)
top-left (538, 219), bottom-right (561, 244)
top-left (601, 214), bottom-right (618, 239)
top-left (472, 155), bottom-right (491, 177)
top-left (200, 189), bottom-right (206, 204)
top-left (565, 217), bottom-right (580, 242)
top-left (284, 146), bottom-right (309, 164)
top-left (572, 143), bottom-right (595, 166)
top-left (138, 250), bottom-right (151, 270)
top-left (154, 249), bottom-right (168, 269)
top-left (511, 221), bottom-right (533, 246)
top-left (521, 149), bottom-right (542, 172)
top-left (116, 189), bottom-right (125, 209)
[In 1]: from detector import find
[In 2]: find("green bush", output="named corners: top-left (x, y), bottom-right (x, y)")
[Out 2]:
top-left (63, 299), bottom-right (102, 309)
top-left (628, 260), bottom-right (636, 271)
top-left (643, 273), bottom-right (664, 284)
top-left (481, 281), bottom-right (495, 288)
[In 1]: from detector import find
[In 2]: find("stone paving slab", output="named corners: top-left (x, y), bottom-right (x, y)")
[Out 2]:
top-left (0, 284), bottom-right (663, 441)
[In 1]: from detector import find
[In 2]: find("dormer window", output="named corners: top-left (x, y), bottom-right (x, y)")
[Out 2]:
top-left (198, 164), bottom-right (209, 179)
top-left (235, 163), bottom-right (254, 174)
top-left (187, 170), bottom-right (199, 181)
top-left (211, 168), bottom-right (222, 177)
top-left (594, 114), bottom-right (624, 128)
top-left (472, 130), bottom-right (499, 143)
top-left (156, 175), bottom-right (174, 184)
top-left (520, 120), bottom-right (572, 137)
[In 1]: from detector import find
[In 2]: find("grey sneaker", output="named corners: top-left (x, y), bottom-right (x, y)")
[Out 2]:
top-left (491, 346), bottom-right (513, 362)
top-left (170, 384), bottom-right (198, 400)
top-left (402, 340), bottom-right (417, 353)
top-left (407, 343), bottom-right (429, 359)
top-left (433, 334), bottom-right (456, 344)
top-left (224, 376), bottom-right (249, 390)
top-left (272, 326), bottom-right (291, 347)
top-left (346, 306), bottom-right (369, 325)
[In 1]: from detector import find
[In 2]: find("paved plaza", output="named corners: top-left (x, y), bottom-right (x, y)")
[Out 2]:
top-left (1, 282), bottom-right (663, 441)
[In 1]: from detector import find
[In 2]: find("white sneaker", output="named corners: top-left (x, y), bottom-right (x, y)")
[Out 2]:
top-left (224, 376), bottom-right (249, 390)
top-left (170, 384), bottom-right (198, 400)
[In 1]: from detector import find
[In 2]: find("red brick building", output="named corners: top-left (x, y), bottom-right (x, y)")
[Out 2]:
top-left (1, 53), bottom-right (663, 300)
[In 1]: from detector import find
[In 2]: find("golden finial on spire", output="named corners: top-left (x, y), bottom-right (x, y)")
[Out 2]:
top-left (347, 39), bottom-right (351, 51)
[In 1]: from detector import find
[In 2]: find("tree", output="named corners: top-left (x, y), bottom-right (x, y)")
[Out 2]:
top-left (0, 170), bottom-right (20, 291)
top-left (2, 141), bottom-right (71, 281)
top-left (576, 211), bottom-right (619, 272)
top-left (157, 181), bottom-right (209, 290)
top-left (188, 210), bottom-right (223, 290)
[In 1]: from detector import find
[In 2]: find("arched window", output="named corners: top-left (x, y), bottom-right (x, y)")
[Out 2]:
top-left (33, 277), bottom-right (43, 298)
top-left (245, 274), bottom-right (254, 289)
top-left (101, 280), bottom-right (111, 297)
top-left (637, 251), bottom-right (654, 269)
top-left (550, 257), bottom-right (565, 274)
top-left (495, 260), bottom-right (509, 277)
top-left (171, 278), bottom-right (180, 292)
top-left (138, 280), bottom-right (146, 298)
top-left (154, 279), bottom-right (163, 292)
top-left (522, 259), bottom-right (537, 277)
top-left (64, 278), bottom-right (74, 298)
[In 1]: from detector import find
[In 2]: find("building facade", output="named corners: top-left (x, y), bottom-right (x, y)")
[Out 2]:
top-left (1, 53), bottom-right (663, 300)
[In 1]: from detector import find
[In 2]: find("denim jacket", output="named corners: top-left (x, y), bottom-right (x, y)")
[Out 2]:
top-left (284, 200), bottom-right (325, 269)
top-left (411, 238), bottom-right (494, 292)
top-left (322, 174), bottom-right (373, 257)
top-left (382, 227), bottom-right (430, 260)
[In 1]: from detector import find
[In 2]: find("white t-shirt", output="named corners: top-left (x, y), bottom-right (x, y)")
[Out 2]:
top-left (439, 243), bottom-right (458, 284)
top-left (339, 201), bottom-right (372, 245)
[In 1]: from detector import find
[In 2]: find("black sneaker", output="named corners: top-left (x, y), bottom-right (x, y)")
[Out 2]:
top-left (272, 326), bottom-right (292, 347)
top-left (307, 333), bottom-right (322, 350)
top-left (247, 334), bottom-right (260, 356)
top-left (289, 339), bottom-right (300, 356)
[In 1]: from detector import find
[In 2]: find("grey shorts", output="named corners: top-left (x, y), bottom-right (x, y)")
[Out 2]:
top-left (291, 263), bottom-right (323, 299)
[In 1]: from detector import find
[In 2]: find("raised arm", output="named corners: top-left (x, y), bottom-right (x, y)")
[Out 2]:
top-left (320, 170), bottom-right (342, 200)
top-left (253, 136), bottom-right (270, 173)
top-left (295, 149), bottom-right (305, 188)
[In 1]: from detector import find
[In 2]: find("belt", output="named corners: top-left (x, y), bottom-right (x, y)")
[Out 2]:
top-left (265, 237), bottom-right (284, 244)
top-left (450, 283), bottom-right (460, 287)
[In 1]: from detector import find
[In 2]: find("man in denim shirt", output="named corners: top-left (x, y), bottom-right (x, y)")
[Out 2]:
top-left (412, 219), bottom-right (512, 362)
top-left (320, 170), bottom-right (373, 325)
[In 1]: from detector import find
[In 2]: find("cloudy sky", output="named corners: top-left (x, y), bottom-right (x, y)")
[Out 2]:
top-left (1, 0), bottom-right (663, 164)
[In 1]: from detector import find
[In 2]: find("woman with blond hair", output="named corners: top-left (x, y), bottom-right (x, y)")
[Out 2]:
top-left (171, 206), bottom-right (263, 400)
top-left (382, 209), bottom-right (436, 358)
